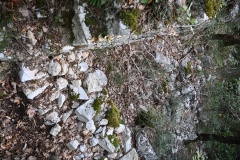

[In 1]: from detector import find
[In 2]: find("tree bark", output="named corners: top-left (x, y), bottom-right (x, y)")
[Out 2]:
top-left (184, 134), bottom-right (240, 145)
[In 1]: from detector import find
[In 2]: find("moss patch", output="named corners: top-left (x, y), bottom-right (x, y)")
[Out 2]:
top-left (120, 9), bottom-right (142, 35)
top-left (92, 96), bottom-right (104, 114)
top-left (204, 0), bottom-right (222, 18)
top-left (108, 134), bottom-right (120, 147)
top-left (161, 80), bottom-right (168, 93)
top-left (106, 100), bottom-right (121, 128)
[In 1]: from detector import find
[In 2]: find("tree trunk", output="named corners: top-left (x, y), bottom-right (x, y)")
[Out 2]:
top-left (184, 134), bottom-right (240, 145)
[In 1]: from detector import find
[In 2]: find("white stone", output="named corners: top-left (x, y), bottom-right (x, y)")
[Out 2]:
top-left (95, 127), bottom-right (103, 134)
top-left (70, 80), bottom-right (89, 100)
top-left (86, 120), bottom-right (96, 133)
top-left (68, 68), bottom-right (77, 79)
top-left (61, 45), bottom-right (74, 53)
top-left (181, 84), bottom-right (194, 94)
top-left (62, 109), bottom-right (73, 123)
top-left (72, 101), bottom-right (80, 108)
top-left (0, 53), bottom-right (4, 59)
top-left (37, 108), bottom-right (51, 116)
top-left (155, 52), bottom-right (171, 65)
top-left (56, 77), bottom-right (68, 90)
top-left (119, 149), bottom-right (138, 160)
top-left (98, 138), bottom-right (115, 153)
top-left (122, 127), bottom-right (132, 153)
top-left (181, 57), bottom-right (190, 67)
top-left (84, 70), bottom-right (108, 93)
top-left (75, 98), bottom-right (95, 122)
top-left (48, 61), bottom-right (61, 76)
top-left (115, 124), bottom-right (125, 134)
top-left (25, 83), bottom-right (49, 100)
top-left (108, 153), bottom-right (117, 159)
top-left (50, 124), bottom-right (61, 136)
top-left (45, 112), bottom-right (60, 125)
top-left (79, 144), bottom-right (87, 152)
top-left (68, 52), bottom-right (76, 62)
top-left (197, 65), bottom-right (202, 71)
top-left (106, 127), bottom-right (114, 135)
top-left (58, 94), bottom-right (66, 108)
top-left (79, 62), bottom-right (88, 72)
top-left (101, 126), bottom-right (106, 138)
top-left (60, 58), bottom-right (69, 76)
top-left (19, 64), bottom-right (46, 82)
top-left (49, 90), bottom-right (60, 101)
top-left (67, 140), bottom-right (79, 150)
top-left (99, 119), bottom-right (108, 125)
top-left (89, 137), bottom-right (99, 146)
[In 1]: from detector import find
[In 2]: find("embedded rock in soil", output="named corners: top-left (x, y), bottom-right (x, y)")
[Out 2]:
top-left (89, 137), bottom-right (99, 146)
top-left (67, 140), bottom-right (80, 150)
top-left (86, 120), bottom-right (96, 133)
top-left (122, 127), bottom-right (132, 153)
top-left (135, 129), bottom-right (158, 160)
top-left (24, 83), bottom-right (49, 100)
top-left (45, 112), bottom-right (61, 125)
top-left (75, 98), bottom-right (95, 122)
top-left (62, 109), bottom-right (73, 123)
top-left (70, 80), bottom-right (89, 100)
top-left (48, 61), bottom-right (61, 76)
top-left (84, 70), bottom-right (107, 93)
top-left (56, 77), bottom-right (68, 90)
top-left (98, 138), bottom-right (116, 153)
top-left (19, 64), bottom-right (46, 82)
top-left (119, 148), bottom-right (139, 160)
top-left (115, 124), bottom-right (125, 134)
top-left (50, 124), bottom-right (62, 136)
top-left (79, 61), bottom-right (88, 72)
top-left (58, 93), bottom-right (66, 108)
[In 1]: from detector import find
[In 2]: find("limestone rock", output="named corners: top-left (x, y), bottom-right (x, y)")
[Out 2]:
top-left (67, 140), bottom-right (79, 150)
top-left (45, 112), bottom-right (61, 125)
top-left (50, 124), bottom-right (61, 136)
top-left (60, 58), bottom-right (69, 76)
top-left (79, 62), bottom-right (88, 72)
top-left (89, 137), bottom-right (99, 146)
top-left (107, 153), bottom-right (117, 159)
top-left (48, 61), bottom-right (61, 76)
top-left (84, 70), bottom-right (107, 93)
top-left (99, 119), bottom-right (108, 125)
top-left (181, 84), bottom-right (194, 94)
top-left (61, 45), bottom-right (74, 53)
top-left (56, 77), bottom-right (68, 90)
top-left (70, 80), bottom-right (89, 100)
top-left (122, 127), bottom-right (132, 153)
top-left (106, 127), bottom-right (114, 135)
top-left (119, 149), bottom-right (138, 160)
top-left (58, 94), bottom-right (66, 108)
top-left (155, 52), bottom-right (171, 65)
top-left (115, 124), bottom-right (125, 134)
top-left (24, 83), bottom-right (49, 100)
top-left (79, 144), bottom-right (87, 152)
top-left (19, 64), bottom-right (46, 82)
top-left (98, 138), bottom-right (115, 153)
top-left (62, 109), bottom-right (73, 123)
top-left (75, 98), bottom-right (95, 122)
top-left (136, 129), bottom-right (158, 160)
top-left (86, 120), bottom-right (96, 133)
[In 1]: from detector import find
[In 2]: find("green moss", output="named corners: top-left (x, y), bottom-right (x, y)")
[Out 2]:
top-left (99, 157), bottom-right (104, 160)
top-left (204, 0), bottom-right (222, 18)
top-left (106, 100), bottom-right (121, 128)
top-left (92, 97), bottom-right (104, 114)
top-left (120, 9), bottom-right (142, 35)
top-left (108, 134), bottom-right (120, 147)
top-left (70, 93), bottom-right (79, 101)
top-left (135, 111), bottom-right (154, 127)
top-left (161, 80), bottom-right (168, 93)
top-left (184, 61), bottom-right (192, 75)
top-left (102, 88), bottom-right (108, 95)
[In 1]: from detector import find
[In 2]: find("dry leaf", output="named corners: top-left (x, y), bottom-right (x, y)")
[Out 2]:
top-left (26, 107), bottom-right (36, 119)
top-left (28, 156), bottom-right (37, 160)
top-left (42, 26), bottom-right (48, 33)
top-left (19, 6), bottom-right (30, 17)
top-left (27, 30), bottom-right (37, 45)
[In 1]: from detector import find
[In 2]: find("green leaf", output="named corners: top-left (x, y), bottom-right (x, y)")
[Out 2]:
top-left (140, 0), bottom-right (149, 4)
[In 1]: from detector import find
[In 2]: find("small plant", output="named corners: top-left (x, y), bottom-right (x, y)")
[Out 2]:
top-left (135, 110), bottom-right (154, 127)
top-left (69, 92), bottom-right (79, 101)
top-left (106, 100), bottom-right (121, 128)
top-left (204, 0), bottom-right (223, 18)
top-left (161, 79), bottom-right (168, 93)
top-left (108, 134), bottom-right (120, 147)
top-left (184, 61), bottom-right (192, 75)
top-left (120, 9), bottom-right (142, 35)
top-left (92, 96), bottom-right (104, 114)
top-left (102, 88), bottom-right (108, 95)
top-left (90, 0), bottom-right (106, 8)
top-left (192, 147), bottom-right (206, 160)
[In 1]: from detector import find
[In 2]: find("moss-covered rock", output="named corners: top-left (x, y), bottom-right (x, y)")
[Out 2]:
top-left (120, 9), bottom-right (142, 35)
top-left (106, 100), bottom-right (121, 128)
